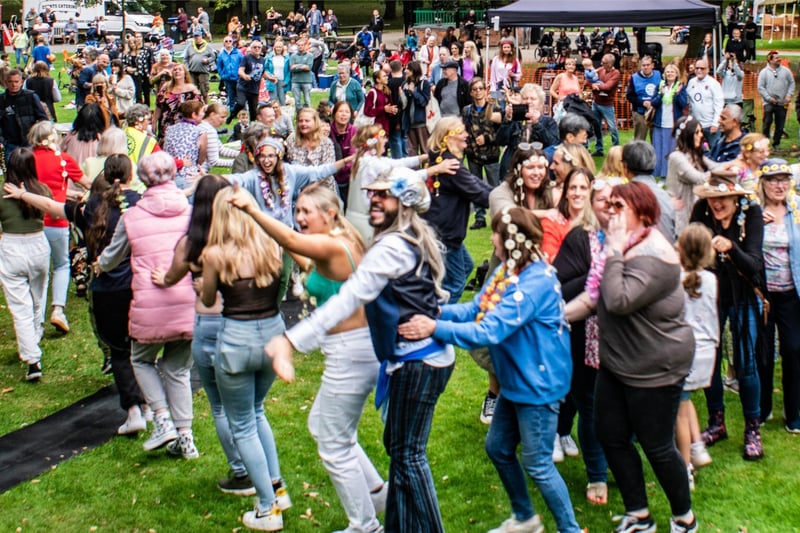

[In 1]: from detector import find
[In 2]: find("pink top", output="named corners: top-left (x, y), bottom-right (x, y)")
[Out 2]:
top-left (555, 73), bottom-right (581, 101)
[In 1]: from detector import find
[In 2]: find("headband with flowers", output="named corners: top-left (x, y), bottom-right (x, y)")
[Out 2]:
top-left (744, 138), bottom-right (770, 152)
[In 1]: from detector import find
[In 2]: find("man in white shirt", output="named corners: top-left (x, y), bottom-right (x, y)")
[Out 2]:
top-left (686, 59), bottom-right (725, 147)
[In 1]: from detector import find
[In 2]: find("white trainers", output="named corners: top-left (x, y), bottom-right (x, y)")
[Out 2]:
top-left (143, 414), bottom-right (178, 451)
top-left (687, 464), bottom-right (695, 491)
top-left (552, 435), bottom-right (564, 463)
top-left (50, 307), bottom-right (70, 333)
top-left (480, 393), bottom-right (497, 425)
top-left (488, 514), bottom-right (544, 533)
top-left (274, 485), bottom-right (292, 510)
top-left (370, 482), bottom-right (388, 514)
top-left (118, 406), bottom-right (147, 435)
top-left (690, 441), bottom-right (712, 469)
top-left (166, 432), bottom-right (200, 459)
top-left (141, 404), bottom-right (154, 423)
top-left (243, 503), bottom-right (283, 531)
top-left (560, 435), bottom-right (580, 457)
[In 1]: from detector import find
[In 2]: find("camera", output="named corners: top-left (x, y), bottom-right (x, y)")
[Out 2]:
top-left (511, 104), bottom-right (528, 122)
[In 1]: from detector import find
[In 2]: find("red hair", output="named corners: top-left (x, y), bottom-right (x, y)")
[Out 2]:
top-left (610, 181), bottom-right (660, 228)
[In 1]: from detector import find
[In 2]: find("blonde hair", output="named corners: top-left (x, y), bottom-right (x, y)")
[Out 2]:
top-left (350, 124), bottom-right (386, 181)
top-left (295, 107), bottom-right (323, 147)
top-left (555, 143), bottom-right (596, 176)
top-left (96, 127), bottom-right (128, 156)
top-left (463, 40), bottom-right (481, 65)
top-left (27, 121), bottom-right (58, 148)
top-left (427, 116), bottom-right (464, 153)
top-left (168, 63), bottom-right (192, 91)
top-left (299, 183), bottom-right (366, 253)
top-left (204, 187), bottom-right (282, 287)
top-left (598, 145), bottom-right (625, 177)
top-left (740, 132), bottom-right (768, 156)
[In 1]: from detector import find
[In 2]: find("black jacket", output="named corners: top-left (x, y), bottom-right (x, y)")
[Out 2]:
top-left (0, 89), bottom-right (48, 145)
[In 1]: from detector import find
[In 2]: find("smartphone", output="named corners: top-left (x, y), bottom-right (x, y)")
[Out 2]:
top-left (511, 104), bottom-right (528, 122)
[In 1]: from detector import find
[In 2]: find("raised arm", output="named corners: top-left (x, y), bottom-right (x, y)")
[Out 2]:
top-left (3, 182), bottom-right (67, 219)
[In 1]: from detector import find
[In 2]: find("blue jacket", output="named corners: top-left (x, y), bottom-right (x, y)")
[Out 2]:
top-left (783, 194), bottom-right (800, 298)
top-left (266, 52), bottom-right (291, 92)
top-left (403, 78), bottom-right (431, 127)
top-left (216, 48), bottom-right (243, 82)
top-left (434, 262), bottom-right (572, 405)
top-left (626, 70), bottom-right (662, 114)
top-left (328, 77), bottom-right (365, 112)
top-left (651, 82), bottom-right (689, 127)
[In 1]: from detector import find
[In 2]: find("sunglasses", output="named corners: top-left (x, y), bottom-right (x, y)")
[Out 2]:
top-left (368, 190), bottom-right (390, 199)
top-left (607, 201), bottom-right (627, 211)
top-left (518, 142), bottom-right (544, 151)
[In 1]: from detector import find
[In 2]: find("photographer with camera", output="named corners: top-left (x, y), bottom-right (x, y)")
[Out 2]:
top-left (716, 51), bottom-right (744, 108)
top-left (496, 83), bottom-right (559, 179)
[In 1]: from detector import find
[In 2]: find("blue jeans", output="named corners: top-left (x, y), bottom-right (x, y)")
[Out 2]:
top-left (270, 83), bottom-right (286, 105)
top-left (223, 79), bottom-right (238, 113)
top-left (652, 126), bottom-right (676, 178)
top-left (595, 368), bottom-right (691, 516)
top-left (292, 82), bottom-right (312, 108)
top-left (215, 315), bottom-right (285, 512)
top-left (310, 24), bottom-right (321, 38)
top-left (193, 314), bottom-right (246, 477)
top-left (705, 302), bottom-right (761, 420)
top-left (592, 102), bottom-right (619, 154)
top-left (15, 48), bottom-right (28, 67)
top-left (442, 243), bottom-right (474, 304)
top-left (383, 361), bottom-right (453, 533)
top-left (44, 225), bottom-right (70, 307)
top-left (485, 396), bottom-right (581, 532)
top-left (389, 129), bottom-right (408, 159)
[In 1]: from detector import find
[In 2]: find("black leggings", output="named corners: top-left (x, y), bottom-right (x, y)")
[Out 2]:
top-left (231, 90), bottom-right (259, 122)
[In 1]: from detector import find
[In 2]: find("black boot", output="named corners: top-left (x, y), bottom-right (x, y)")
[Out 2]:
top-left (701, 409), bottom-right (728, 447)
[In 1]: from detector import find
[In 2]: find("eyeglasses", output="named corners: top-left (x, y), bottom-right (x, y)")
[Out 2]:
top-left (367, 190), bottom-right (390, 199)
top-left (695, 66), bottom-right (707, 70)
top-left (763, 176), bottom-right (791, 184)
top-left (518, 142), bottom-right (544, 151)
top-left (607, 201), bottom-right (627, 212)
top-left (223, 40), bottom-right (232, 43)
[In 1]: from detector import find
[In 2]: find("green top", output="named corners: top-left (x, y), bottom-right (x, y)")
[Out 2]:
top-left (305, 241), bottom-right (357, 306)
top-left (0, 195), bottom-right (44, 234)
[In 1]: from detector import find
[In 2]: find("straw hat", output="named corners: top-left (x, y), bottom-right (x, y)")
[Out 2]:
top-left (693, 173), bottom-right (753, 199)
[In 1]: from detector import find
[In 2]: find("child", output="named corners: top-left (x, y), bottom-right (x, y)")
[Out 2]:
top-left (676, 223), bottom-right (719, 490)
top-left (229, 108), bottom-right (250, 142)
top-left (582, 57), bottom-right (599, 85)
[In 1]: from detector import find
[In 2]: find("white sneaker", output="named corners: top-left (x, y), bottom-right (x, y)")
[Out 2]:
top-left (488, 514), bottom-right (544, 533)
top-left (690, 441), bottom-right (712, 469)
top-left (552, 435), bottom-right (564, 463)
top-left (143, 414), bottom-right (178, 451)
top-left (141, 404), bottom-right (154, 423)
top-left (243, 503), bottom-right (283, 531)
top-left (370, 482), bottom-right (388, 514)
top-left (560, 435), bottom-right (580, 457)
top-left (166, 432), bottom-right (199, 459)
top-left (687, 464), bottom-right (695, 491)
top-left (50, 307), bottom-right (70, 333)
top-left (274, 485), bottom-right (292, 511)
top-left (118, 406), bottom-right (146, 435)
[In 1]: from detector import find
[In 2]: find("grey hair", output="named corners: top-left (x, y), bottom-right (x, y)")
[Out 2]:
top-left (83, 47), bottom-right (98, 61)
top-left (27, 120), bottom-right (57, 147)
top-left (724, 103), bottom-right (743, 124)
top-left (125, 104), bottom-right (151, 126)
top-left (558, 113), bottom-right (591, 141)
top-left (622, 140), bottom-right (657, 175)
top-left (96, 127), bottom-right (128, 156)
top-left (137, 151), bottom-right (176, 187)
top-left (519, 83), bottom-right (545, 104)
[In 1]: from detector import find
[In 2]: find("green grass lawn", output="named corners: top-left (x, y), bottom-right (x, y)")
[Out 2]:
top-left (2, 55), bottom-right (800, 532)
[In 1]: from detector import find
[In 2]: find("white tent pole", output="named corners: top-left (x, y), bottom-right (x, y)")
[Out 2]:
top-left (485, 24), bottom-right (490, 85)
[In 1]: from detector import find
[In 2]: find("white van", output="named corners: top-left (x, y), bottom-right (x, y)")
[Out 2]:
top-left (23, 0), bottom-right (154, 36)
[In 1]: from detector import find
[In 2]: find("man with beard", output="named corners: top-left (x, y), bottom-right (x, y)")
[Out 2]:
top-left (267, 166), bottom-right (454, 533)
top-left (226, 136), bottom-right (352, 300)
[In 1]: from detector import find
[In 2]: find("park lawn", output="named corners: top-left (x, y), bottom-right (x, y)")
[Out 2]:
top-left (2, 53), bottom-right (800, 532)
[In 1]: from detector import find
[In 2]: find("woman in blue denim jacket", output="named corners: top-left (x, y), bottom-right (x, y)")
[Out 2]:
top-left (399, 206), bottom-right (582, 533)
top-left (757, 158), bottom-right (800, 433)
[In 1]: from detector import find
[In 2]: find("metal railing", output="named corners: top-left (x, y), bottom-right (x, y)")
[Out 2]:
top-left (414, 9), bottom-right (486, 27)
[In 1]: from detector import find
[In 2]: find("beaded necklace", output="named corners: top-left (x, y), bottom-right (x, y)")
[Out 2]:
top-left (259, 172), bottom-right (290, 220)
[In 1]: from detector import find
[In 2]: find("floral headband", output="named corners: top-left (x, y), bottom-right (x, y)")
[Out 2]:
top-left (745, 138), bottom-right (770, 152)
top-left (256, 137), bottom-right (285, 158)
top-left (363, 129), bottom-right (385, 148)
top-left (757, 162), bottom-right (792, 178)
top-left (500, 206), bottom-right (535, 272)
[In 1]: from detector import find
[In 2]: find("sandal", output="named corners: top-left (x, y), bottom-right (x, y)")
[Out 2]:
top-left (586, 481), bottom-right (608, 505)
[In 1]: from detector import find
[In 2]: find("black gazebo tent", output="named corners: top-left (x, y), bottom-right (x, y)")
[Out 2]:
top-left (487, 0), bottom-right (720, 27)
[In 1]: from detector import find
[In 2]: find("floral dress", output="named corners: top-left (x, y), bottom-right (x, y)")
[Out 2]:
top-left (285, 135), bottom-right (336, 190)
top-left (156, 89), bottom-right (203, 141)
top-left (163, 119), bottom-right (203, 190)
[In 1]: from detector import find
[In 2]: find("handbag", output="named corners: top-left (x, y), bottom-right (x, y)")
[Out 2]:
top-left (425, 95), bottom-right (441, 134)
top-left (353, 89), bottom-right (378, 129)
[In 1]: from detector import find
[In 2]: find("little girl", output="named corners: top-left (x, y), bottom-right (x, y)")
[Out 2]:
top-left (676, 223), bottom-right (719, 490)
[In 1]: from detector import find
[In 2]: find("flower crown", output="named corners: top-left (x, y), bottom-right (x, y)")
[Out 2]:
top-left (500, 206), bottom-right (535, 271)
top-left (363, 129), bottom-right (385, 148)
top-left (744, 138), bottom-right (770, 152)
top-left (757, 162), bottom-right (792, 178)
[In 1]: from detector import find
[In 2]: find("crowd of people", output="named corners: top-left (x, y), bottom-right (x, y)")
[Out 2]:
top-left (1, 3), bottom-right (800, 533)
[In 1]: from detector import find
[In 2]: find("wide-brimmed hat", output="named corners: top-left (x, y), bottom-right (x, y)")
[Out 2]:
top-left (694, 173), bottom-right (753, 198)
top-left (362, 167), bottom-right (431, 213)
top-left (757, 158), bottom-right (792, 180)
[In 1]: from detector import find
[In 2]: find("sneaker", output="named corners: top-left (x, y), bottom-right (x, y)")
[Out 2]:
top-left (488, 514), bottom-right (543, 533)
top-left (334, 526), bottom-right (384, 533)
top-left (480, 393), bottom-right (497, 425)
top-left (670, 516), bottom-right (698, 533)
top-left (723, 377), bottom-right (739, 394)
top-left (690, 441), bottom-right (712, 469)
top-left (785, 419), bottom-right (800, 434)
top-left (612, 514), bottom-right (656, 533)
top-left (687, 464), bottom-right (695, 491)
top-left (166, 432), bottom-right (199, 459)
top-left (743, 418), bottom-right (764, 461)
top-left (50, 308), bottom-right (70, 333)
top-left (560, 435), bottom-right (580, 457)
top-left (552, 435), bottom-right (565, 463)
top-left (759, 411), bottom-right (773, 426)
top-left (26, 361), bottom-right (42, 382)
top-left (592, 150), bottom-right (605, 157)
top-left (118, 406), bottom-right (147, 435)
top-left (370, 482), bottom-right (388, 514)
top-left (470, 218), bottom-right (487, 230)
top-left (101, 355), bottom-right (113, 375)
top-left (243, 503), bottom-right (283, 531)
top-left (218, 473), bottom-right (256, 496)
top-left (274, 485), bottom-right (292, 511)
top-left (141, 404), bottom-right (154, 423)
top-left (143, 414), bottom-right (178, 451)
top-left (64, 102), bottom-right (76, 109)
